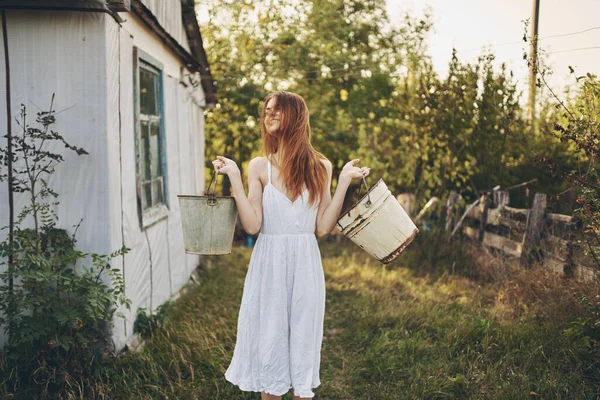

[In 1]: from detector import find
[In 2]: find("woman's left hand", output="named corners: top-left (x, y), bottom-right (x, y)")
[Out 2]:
top-left (339, 158), bottom-right (370, 185)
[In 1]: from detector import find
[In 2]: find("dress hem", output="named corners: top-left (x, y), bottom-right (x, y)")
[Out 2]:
top-left (224, 372), bottom-right (320, 398)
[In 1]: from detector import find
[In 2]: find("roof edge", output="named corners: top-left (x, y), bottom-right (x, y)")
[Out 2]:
top-left (131, 0), bottom-right (216, 107)
top-left (180, 0), bottom-right (216, 108)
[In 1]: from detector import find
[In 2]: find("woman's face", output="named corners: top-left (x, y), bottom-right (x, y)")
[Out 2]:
top-left (264, 97), bottom-right (282, 136)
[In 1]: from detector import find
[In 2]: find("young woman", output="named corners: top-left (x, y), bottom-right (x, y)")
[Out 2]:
top-left (214, 91), bottom-right (370, 400)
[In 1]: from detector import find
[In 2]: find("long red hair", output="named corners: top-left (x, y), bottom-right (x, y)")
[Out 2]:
top-left (259, 91), bottom-right (328, 206)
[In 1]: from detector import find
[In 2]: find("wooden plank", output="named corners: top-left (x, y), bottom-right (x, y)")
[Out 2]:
top-left (541, 234), bottom-right (570, 262)
top-left (521, 193), bottom-right (547, 266)
top-left (463, 226), bottom-right (478, 239)
top-left (572, 244), bottom-right (600, 269)
top-left (468, 205), bottom-right (482, 220)
top-left (493, 190), bottom-right (510, 208)
top-left (482, 232), bottom-right (523, 257)
top-left (546, 213), bottom-right (573, 225)
top-left (445, 191), bottom-right (460, 232)
top-left (453, 202), bottom-right (464, 232)
top-left (486, 208), bottom-right (526, 232)
top-left (544, 256), bottom-right (566, 274)
top-left (397, 193), bottom-right (416, 217)
top-left (499, 215), bottom-right (526, 232)
top-left (468, 198), bottom-right (492, 220)
top-left (478, 194), bottom-right (490, 242)
top-left (574, 265), bottom-right (599, 283)
top-left (485, 207), bottom-right (501, 225)
top-left (504, 206), bottom-right (529, 219)
top-left (453, 202), bottom-right (464, 234)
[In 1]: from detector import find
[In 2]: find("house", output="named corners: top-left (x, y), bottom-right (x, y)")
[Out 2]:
top-left (0, 0), bottom-right (216, 350)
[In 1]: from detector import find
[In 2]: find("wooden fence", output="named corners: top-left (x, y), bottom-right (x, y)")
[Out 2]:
top-left (446, 190), bottom-right (598, 281)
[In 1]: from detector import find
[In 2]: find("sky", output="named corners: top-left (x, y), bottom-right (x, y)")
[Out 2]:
top-left (387, 0), bottom-right (600, 96)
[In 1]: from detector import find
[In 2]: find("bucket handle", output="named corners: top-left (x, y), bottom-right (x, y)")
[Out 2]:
top-left (359, 176), bottom-right (372, 207)
top-left (206, 170), bottom-right (219, 206)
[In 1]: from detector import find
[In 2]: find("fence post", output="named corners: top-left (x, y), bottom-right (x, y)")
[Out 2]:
top-left (563, 220), bottom-right (576, 277)
top-left (397, 193), bottom-right (416, 217)
top-left (445, 191), bottom-right (460, 231)
top-left (478, 193), bottom-right (490, 242)
top-left (520, 193), bottom-right (547, 267)
top-left (453, 201), bottom-right (464, 234)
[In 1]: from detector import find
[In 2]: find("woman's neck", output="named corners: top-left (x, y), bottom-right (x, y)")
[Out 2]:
top-left (270, 152), bottom-right (281, 169)
top-left (271, 144), bottom-right (285, 168)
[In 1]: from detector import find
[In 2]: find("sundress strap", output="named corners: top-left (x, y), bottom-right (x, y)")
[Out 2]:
top-left (267, 155), bottom-right (272, 185)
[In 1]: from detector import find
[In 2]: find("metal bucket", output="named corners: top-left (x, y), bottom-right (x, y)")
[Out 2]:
top-left (336, 177), bottom-right (419, 264)
top-left (177, 172), bottom-right (238, 255)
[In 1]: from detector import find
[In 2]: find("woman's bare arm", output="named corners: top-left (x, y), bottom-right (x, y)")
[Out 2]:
top-left (213, 156), bottom-right (263, 235)
top-left (316, 159), bottom-right (370, 236)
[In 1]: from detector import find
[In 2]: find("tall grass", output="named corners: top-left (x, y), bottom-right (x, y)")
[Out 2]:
top-left (3, 230), bottom-right (600, 399)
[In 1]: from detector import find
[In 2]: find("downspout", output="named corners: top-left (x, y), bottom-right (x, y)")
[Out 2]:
top-left (1, 9), bottom-right (14, 341)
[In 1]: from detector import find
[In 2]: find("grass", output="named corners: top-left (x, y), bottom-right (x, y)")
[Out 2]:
top-left (4, 231), bottom-right (600, 399)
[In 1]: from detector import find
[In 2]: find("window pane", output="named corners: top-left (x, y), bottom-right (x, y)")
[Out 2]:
top-left (152, 178), bottom-right (164, 206)
top-left (140, 120), bottom-right (152, 181)
top-left (139, 66), bottom-right (158, 115)
top-left (142, 181), bottom-right (152, 209)
top-left (150, 121), bottom-right (161, 179)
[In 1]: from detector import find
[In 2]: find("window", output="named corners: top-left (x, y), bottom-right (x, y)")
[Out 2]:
top-left (134, 48), bottom-right (168, 228)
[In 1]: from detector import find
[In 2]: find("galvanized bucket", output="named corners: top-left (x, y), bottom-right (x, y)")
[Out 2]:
top-left (336, 177), bottom-right (419, 264)
top-left (177, 172), bottom-right (238, 255)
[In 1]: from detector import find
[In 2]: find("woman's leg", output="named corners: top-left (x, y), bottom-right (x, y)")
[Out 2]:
top-left (292, 396), bottom-right (312, 400)
top-left (261, 392), bottom-right (282, 400)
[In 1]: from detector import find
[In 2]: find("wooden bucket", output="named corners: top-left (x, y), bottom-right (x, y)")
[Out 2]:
top-left (177, 172), bottom-right (238, 255)
top-left (336, 177), bottom-right (419, 264)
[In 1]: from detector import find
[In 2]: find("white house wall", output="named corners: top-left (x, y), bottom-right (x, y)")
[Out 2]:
top-left (0, 9), bottom-right (206, 350)
top-left (0, 10), bottom-right (111, 253)
top-left (0, 10), bottom-right (112, 346)
top-left (119, 12), bottom-right (184, 79)
top-left (111, 11), bottom-right (205, 350)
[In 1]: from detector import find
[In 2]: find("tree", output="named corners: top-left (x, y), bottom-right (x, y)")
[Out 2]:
top-left (200, 0), bottom-right (533, 210)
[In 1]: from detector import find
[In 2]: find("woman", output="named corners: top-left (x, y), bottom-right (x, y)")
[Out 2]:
top-left (214, 91), bottom-right (370, 399)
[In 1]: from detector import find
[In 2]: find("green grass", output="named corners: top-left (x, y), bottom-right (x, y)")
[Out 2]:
top-left (7, 232), bottom-right (600, 399)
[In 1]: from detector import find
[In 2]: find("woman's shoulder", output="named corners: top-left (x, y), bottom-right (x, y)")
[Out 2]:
top-left (247, 156), bottom-right (268, 175)
top-left (249, 156), bottom-right (268, 167)
top-left (319, 157), bottom-right (332, 171)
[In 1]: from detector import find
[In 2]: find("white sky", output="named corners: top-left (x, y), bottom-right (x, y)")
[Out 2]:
top-left (387, 0), bottom-right (600, 96)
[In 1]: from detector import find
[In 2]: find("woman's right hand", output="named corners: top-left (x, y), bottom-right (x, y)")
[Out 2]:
top-left (212, 156), bottom-right (241, 178)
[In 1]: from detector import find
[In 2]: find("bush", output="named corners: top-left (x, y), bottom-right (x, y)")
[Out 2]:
top-left (134, 301), bottom-right (173, 340)
top-left (0, 98), bottom-right (130, 397)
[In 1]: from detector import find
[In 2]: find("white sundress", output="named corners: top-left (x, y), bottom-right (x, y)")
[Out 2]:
top-left (224, 157), bottom-right (326, 398)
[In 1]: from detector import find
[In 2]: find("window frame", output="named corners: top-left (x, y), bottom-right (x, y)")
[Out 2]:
top-left (133, 47), bottom-right (169, 229)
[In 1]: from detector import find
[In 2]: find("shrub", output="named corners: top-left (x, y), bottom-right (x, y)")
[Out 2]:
top-left (0, 97), bottom-right (130, 396)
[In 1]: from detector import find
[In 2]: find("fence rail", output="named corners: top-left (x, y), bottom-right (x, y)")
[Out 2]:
top-left (446, 190), bottom-right (598, 281)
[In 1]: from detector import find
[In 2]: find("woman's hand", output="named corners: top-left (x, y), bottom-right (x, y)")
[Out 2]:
top-left (212, 156), bottom-right (241, 179)
top-left (339, 158), bottom-right (370, 185)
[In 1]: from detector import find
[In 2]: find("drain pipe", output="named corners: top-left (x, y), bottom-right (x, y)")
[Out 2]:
top-left (1, 10), bottom-right (15, 337)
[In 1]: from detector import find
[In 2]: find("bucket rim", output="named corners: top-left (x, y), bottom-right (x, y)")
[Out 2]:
top-left (338, 178), bottom-right (384, 218)
top-left (177, 194), bottom-right (236, 200)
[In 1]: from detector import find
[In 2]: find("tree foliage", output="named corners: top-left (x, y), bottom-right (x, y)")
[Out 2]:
top-left (200, 0), bottom-right (562, 210)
